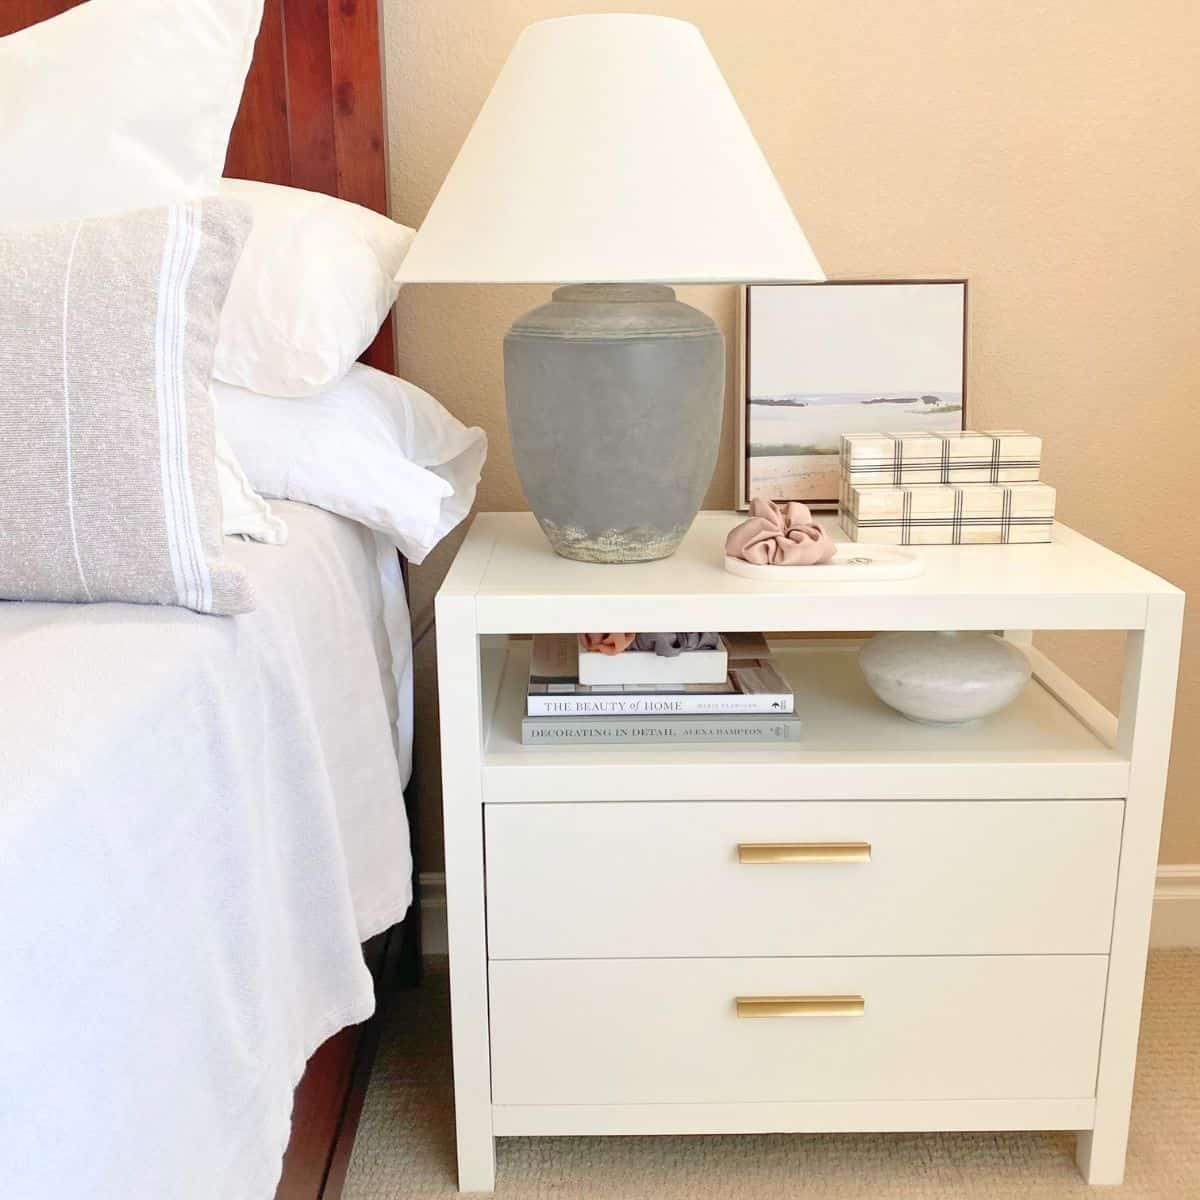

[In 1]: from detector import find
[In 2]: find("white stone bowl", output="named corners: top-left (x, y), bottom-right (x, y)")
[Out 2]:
top-left (858, 631), bottom-right (1032, 725)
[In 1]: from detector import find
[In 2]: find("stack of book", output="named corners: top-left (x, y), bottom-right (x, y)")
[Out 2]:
top-left (522, 633), bottom-right (801, 746)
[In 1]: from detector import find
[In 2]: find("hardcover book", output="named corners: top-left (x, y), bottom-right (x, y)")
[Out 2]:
top-left (521, 713), bottom-right (802, 746)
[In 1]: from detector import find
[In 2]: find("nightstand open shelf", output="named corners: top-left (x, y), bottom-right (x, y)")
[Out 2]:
top-left (436, 511), bottom-right (1183, 1193)
top-left (481, 638), bottom-right (1125, 804)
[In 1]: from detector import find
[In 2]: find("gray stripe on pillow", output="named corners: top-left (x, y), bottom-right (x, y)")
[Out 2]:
top-left (157, 201), bottom-right (211, 612)
top-left (0, 199), bottom-right (254, 615)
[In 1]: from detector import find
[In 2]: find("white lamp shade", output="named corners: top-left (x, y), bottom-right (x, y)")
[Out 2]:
top-left (397, 14), bottom-right (824, 285)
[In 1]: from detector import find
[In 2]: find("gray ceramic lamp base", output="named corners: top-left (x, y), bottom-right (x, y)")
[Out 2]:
top-left (503, 284), bottom-right (724, 563)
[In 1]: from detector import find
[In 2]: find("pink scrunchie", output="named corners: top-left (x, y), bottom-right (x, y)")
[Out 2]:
top-left (726, 499), bottom-right (837, 566)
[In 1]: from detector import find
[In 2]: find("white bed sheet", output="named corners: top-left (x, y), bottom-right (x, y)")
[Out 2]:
top-left (0, 501), bottom-right (413, 1200)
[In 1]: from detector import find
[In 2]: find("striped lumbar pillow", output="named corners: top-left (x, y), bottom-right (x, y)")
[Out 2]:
top-left (0, 199), bottom-right (255, 615)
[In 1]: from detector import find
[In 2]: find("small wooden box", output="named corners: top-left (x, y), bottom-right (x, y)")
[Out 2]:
top-left (841, 430), bottom-right (1043, 487)
top-left (840, 480), bottom-right (1056, 544)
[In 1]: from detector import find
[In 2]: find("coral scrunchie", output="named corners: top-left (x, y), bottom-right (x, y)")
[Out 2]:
top-left (579, 632), bottom-right (636, 656)
top-left (725, 498), bottom-right (836, 566)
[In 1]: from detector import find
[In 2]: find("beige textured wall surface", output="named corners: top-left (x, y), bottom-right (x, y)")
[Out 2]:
top-left (382, 0), bottom-right (1199, 871)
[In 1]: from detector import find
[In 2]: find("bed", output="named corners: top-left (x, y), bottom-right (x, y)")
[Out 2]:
top-left (0, 4), bottom-right (419, 1199)
top-left (1, 504), bottom-right (413, 1196)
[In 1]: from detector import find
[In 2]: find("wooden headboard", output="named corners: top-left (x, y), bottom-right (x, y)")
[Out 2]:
top-left (1, 0), bottom-right (395, 374)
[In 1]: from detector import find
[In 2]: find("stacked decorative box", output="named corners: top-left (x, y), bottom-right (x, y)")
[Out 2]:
top-left (839, 430), bottom-right (1055, 545)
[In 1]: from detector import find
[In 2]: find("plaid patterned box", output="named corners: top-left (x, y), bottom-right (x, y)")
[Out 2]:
top-left (841, 430), bottom-right (1043, 486)
top-left (840, 480), bottom-right (1056, 544)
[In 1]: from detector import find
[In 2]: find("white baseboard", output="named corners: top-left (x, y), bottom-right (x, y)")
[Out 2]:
top-left (1150, 865), bottom-right (1200, 948)
top-left (418, 866), bottom-right (1200, 957)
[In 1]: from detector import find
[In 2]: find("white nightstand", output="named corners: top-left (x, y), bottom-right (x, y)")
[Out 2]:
top-left (435, 511), bottom-right (1183, 1194)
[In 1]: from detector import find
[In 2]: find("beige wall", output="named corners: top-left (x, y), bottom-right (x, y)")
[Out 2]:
top-left (383, 0), bottom-right (1199, 872)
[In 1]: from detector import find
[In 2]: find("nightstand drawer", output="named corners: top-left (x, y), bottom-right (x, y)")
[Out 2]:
top-left (485, 799), bottom-right (1122, 958)
top-left (489, 955), bottom-right (1108, 1106)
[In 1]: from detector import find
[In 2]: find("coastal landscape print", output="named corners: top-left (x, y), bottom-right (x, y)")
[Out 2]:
top-left (745, 282), bottom-right (966, 505)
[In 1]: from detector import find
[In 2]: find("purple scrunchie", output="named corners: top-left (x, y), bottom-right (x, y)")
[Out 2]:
top-left (726, 499), bottom-right (836, 566)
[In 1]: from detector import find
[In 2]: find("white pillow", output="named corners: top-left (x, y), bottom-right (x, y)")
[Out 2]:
top-left (213, 180), bottom-right (416, 398)
top-left (214, 365), bottom-right (487, 564)
top-left (0, 0), bottom-right (262, 224)
top-left (216, 431), bottom-right (288, 546)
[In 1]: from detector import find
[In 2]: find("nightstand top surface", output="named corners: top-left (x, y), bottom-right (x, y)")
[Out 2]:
top-left (439, 511), bottom-right (1180, 633)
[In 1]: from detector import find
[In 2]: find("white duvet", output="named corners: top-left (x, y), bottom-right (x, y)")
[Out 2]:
top-left (0, 503), bottom-right (412, 1200)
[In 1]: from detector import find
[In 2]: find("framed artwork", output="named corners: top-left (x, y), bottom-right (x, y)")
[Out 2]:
top-left (737, 280), bottom-right (968, 508)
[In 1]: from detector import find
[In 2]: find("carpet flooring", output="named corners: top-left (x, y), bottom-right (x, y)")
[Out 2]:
top-left (344, 952), bottom-right (1199, 1198)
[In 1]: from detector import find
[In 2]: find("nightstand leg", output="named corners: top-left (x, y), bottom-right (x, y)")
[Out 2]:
top-left (1002, 629), bottom-right (1034, 647)
top-left (1077, 598), bottom-right (1183, 1186)
top-left (1075, 1128), bottom-right (1124, 1186)
top-left (437, 604), bottom-right (496, 1193)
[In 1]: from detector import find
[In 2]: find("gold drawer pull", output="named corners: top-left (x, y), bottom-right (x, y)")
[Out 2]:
top-left (737, 841), bottom-right (871, 864)
top-left (736, 995), bottom-right (866, 1019)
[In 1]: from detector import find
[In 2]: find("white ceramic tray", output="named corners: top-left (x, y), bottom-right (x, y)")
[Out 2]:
top-left (723, 546), bottom-right (923, 582)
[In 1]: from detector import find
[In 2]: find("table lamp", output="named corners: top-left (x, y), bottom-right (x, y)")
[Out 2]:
top-left (397, 14), bottom-right (823, 562)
